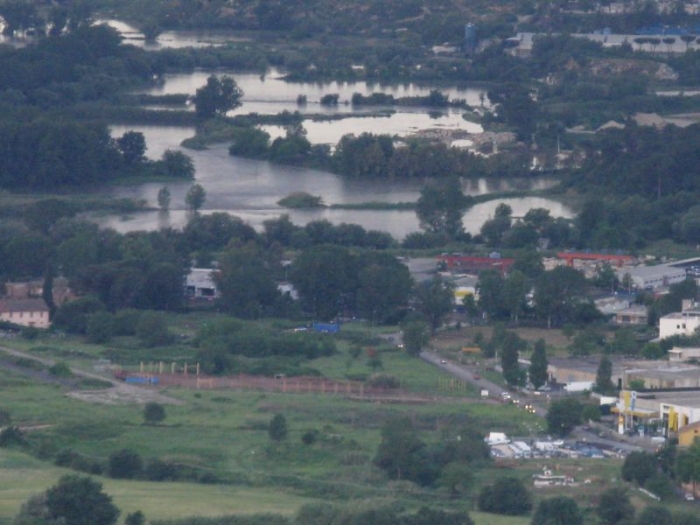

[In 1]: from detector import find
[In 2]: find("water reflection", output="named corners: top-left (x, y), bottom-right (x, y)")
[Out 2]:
top-left (98, 130), bottom-right (572, 240)
top-left (262, 109), bottom-right (481, 145)
top-left (91, 196), bottom-right (574, 240)
top-left (98, 19), bottom-right (246, 49)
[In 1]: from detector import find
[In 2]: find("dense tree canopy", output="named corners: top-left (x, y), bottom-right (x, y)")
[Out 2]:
top-left (531, 496), bottom-right (582, 525)
top-left (546, 397), bottom-right (583, 436)
top-left (43, 475), bottom-right (120, 525)
top-left (477, 477), bottom-right (532, 516)
top-left (193, 75), bottom-right (243, 120)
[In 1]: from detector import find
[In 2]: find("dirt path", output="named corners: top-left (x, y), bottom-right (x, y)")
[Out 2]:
top-left (0, 345), bottom-right (183, 406)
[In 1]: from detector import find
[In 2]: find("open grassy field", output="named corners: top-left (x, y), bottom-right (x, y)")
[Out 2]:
top-left (0, 319), bottom-right (665, 525)
top-left (0, 449), bottom-right (317, 524)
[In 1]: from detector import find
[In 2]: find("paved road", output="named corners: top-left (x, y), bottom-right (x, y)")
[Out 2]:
top-left (421, 350), bottom-right (647, 453)
top-left (421, 350), bottom-right (504, 395)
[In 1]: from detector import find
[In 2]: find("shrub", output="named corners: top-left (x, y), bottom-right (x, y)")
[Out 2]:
top-left (143, 402), bottom-right (166, 425)
top-left (49, 361), bottom-right (73, 378)
top-left (113, 309), bottom-right (142, 336)
top-left (268, 414), bottom-right (288, 442)
top-left (301, 430), bottom-right (318, 445)
top-left (86, 311), bottom-right (114, 344)
top-left (136, 311), bottom-right (172, 348)
top-left (108, 448), bottom-right (143, 479)
top-left (145, 459), bottom-right (178, 481)
top-left (0, 426), bottom-right (26, 447)
top-left (54, 449), bottom-right (102, 475)
top-left (0, 408), bottom-right (11, 426)
top-left (366, 374), bottom-right (400, 389)
top-left (477, 477), bottom-right (532, 516)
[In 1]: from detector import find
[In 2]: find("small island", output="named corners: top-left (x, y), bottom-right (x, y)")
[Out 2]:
top-left (277, 192), bottom-right (325, 208)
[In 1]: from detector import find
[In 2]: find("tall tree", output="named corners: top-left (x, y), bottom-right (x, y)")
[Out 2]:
top-left (401, 319), bottom-right (430, 357)
top-left (157, 187), bottom-right (171, 211)
top-left (414, 275), bottom-right (454, 335)
top-left (594, 356), bottom-right (616, 394)
top-left (676, 440), bottom-right (700, 493)
top-left (193, 75), bottom-right (243, 120)
top-left (374, 416), bottom-right (435, 485)
top-left (116, 131), bottom-right (146, 166)
top-left (502, 270), bottom-right (528, 324)
top-left (268, 413), bottom-right (288, 441)
top-left (533, 266), bottom-right (587, 328)
top-left (501, 331), bottom-right (526, 387)
top-left (215, 244), bottom-right (280, 319)
top-left (356, 256), bottom-right (412, 324)
top-left (291, 245), bottom-right (357, 321)
top-left (477, 269), bottom-right (505, 320)
top-left (415, 178), bottom-right (468, 239)
top-left (185, 184), bottom-right (206, 213)
top-left (528, 338), bottom-right (548, 389)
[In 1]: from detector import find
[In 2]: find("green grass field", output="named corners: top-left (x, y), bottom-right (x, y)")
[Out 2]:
top-left (0, 449), bottom-right (317, 522)
top-left (0, 320), bottom-right (646, 525)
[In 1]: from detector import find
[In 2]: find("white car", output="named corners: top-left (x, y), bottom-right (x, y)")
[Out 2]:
top-left (686, 493), bottom-right (695, 501)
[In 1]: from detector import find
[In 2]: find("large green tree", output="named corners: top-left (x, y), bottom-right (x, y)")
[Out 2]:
top-left (477, 477), bottom-right (532, 516)
top-left (374, 416), bottom-right (436, 485)
top-left (415, 178), bottom-right (468, 239)
top-left (215, 244), bottom-right (280, 319)
top-left (290, 245), bottom-right (357, 320)
top-left (356, 255), bottom-right (413, 324)
top-left (676, 440), bottom-right (700, 492)
top-left (414, 275), bottom-right (454, 335)
top-left (43, 475), bottom-right (119, 525)
top-left (533, 266), bottom-right (587, 328)
top-left (621, 451), bottom-right (657, 486)
top-left (268, 413), bottom-right (288, 441)
top-left (401, 319), bottom-right (430, 357)
top-left (193, 75), bottom-right (243, 120)
top-left (477, 269), bottom-right (505, 320)
top-left (596, 488), bottom-right (635, 525)
top-left (636, 506), bottom-right (672, 525)
top-left (594, 356), bottom-right (616, 395)
top-left (116, 131), bottom-right (146, 166)
top-left (546, 398), bottom-right (583, 436)
top-left (531, 496), bottom-right (582, 525)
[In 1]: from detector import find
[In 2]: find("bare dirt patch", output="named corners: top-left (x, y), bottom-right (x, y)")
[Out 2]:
top-left (66, 384), bottom-right (184, 406)
top-left (432, 325), bottom-right (572, 352)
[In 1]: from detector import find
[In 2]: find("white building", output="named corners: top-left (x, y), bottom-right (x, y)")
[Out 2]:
top-left (669, 347), bottom-right (700, 362)
top-left (619, 264), bottom-right (687, 291)
top-left (185, 268), bottom-right (219, 300)
top-left (0, 298), bottom-right (50, 328)
top-left (659, 301), bottom-right (700, 339)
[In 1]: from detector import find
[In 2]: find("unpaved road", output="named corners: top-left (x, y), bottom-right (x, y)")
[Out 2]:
top-left (0, 345), bottom-right (182, 405)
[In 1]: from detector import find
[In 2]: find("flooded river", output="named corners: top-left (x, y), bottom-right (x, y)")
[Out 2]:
top-left (96, 22), bottom-right (573, 240)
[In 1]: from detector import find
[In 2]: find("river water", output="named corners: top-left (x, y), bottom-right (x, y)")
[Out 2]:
top-left (96, 23), bottom-right (573, 240)
top-left (99, 128), bottom-right (571, 239)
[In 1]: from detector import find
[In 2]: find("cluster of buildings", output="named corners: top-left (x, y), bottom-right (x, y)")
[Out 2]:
top-left (0, 268), bottom-right (297, 330)
top-left (0, 279), bottom-right (74, 329)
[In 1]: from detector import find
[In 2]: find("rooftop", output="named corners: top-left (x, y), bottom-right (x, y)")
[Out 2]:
top-left (626, 367), bottom-right (700, 381)
top-left (637, 390), bottom-right (700, 408)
